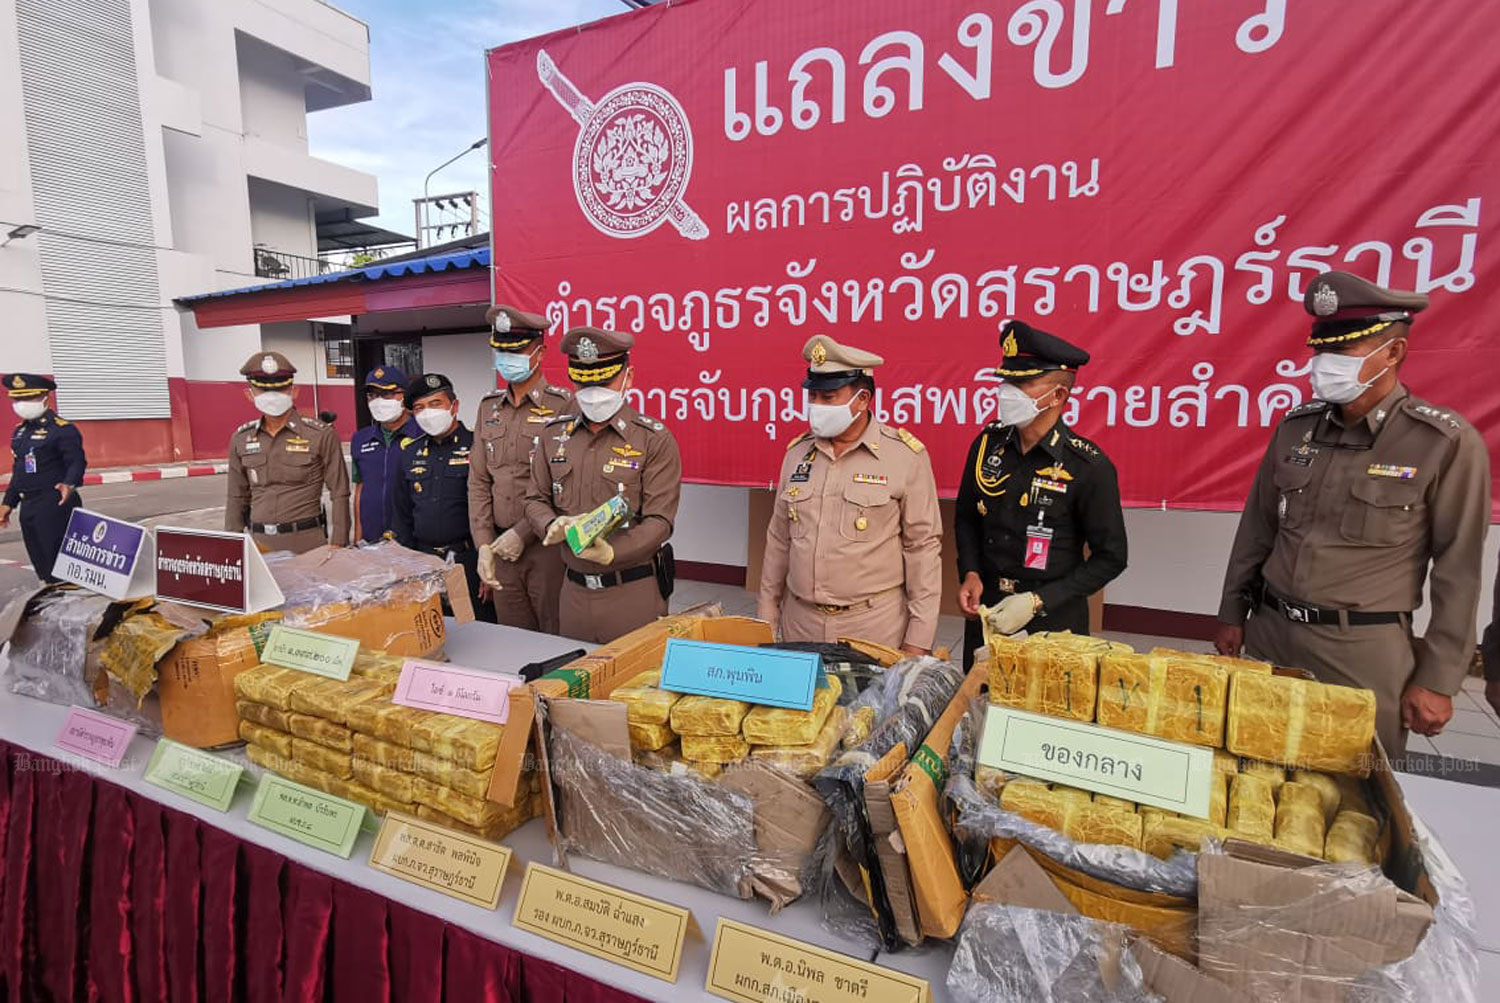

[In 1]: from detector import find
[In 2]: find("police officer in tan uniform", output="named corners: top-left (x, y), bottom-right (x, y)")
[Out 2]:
top-left (757, 335), bottom-right (943, 654)
top-left (1216, 272), bottom-right (1492, 754)
top-left (471, 305), bottom-right (571, 633)
top-left (524, 327), bottom-right (681, 643)
top-left (226, 351), bottom-right (351, 554)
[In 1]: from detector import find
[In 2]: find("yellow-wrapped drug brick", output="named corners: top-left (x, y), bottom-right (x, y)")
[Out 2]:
top-left (1142, 814), bottom-right (1227, 859)
top-left (1093, 793), bottom-right (1135, 812)
top-left (1274, 781), bottom-right (1327, 857)
top-left (291, 737), bottom-right (353, 779)
top-left (410, 715), bottom-right (502, 767)
top-left (349, 734), bottom-right (493, 799)
top-left (1001, 781), bottom-right (1075, 832)
top-left (353, 757), bottom-right (432, 804)
top-left (287, 712), bottom-right (353, 752)
top-left (237, 699), bottom-right (293, 733)
top-left (1239, 759), bottom-right (1286, 791)
top-left (1065, 803), bottom-right (1143, 849)
top-left (1028, 644), bottom-right (1099, 721)
top-left (1213, 749), bottom-right (1240, 777)
top-left (669, 695), bottom-right (751, 737)
top-left (608, 670), bottom-right (681, 725)
top-left (1051, 784), bottom-right (1095, 807)
top-left (741, 676), bottom-right (842, 745)
top-left (628, 720), bottom-right (676, 752)
top-left (1096, 653), bottom-right (1228, 747)
top-left (750, 706), bottom-right (846, 781)
top-left (843, 705), bottom-right (877, 748)
top-left (1336, 774), bottom-right (1373, 817)
top-left (679, 733), bottom-right (750, 764)
top-left (288, 677), bottom-right (394, 724)
top-left (1207, 772), bottom-right (1228, 827)
top-left (239, 720), bottom-right (293, 758)
top-left (1226, 673), bottom-right (1376, 774)
top-left (1324, 810), bottom-right (1380, 865)
top-left (1227, 773), bottom-right (1276, 841)
top-left (233, 666), bottom-right (316, 710)
top-left (1291, 770), bottom-right (1341, 824)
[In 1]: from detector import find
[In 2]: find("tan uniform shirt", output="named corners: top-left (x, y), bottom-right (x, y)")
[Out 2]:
top-left (1219, 384), bottom-right (1491, 693)
top-left (468, 381), bottom-right (572, 546)
top-left (226, 410), bottom-right (351, 545)
top-left (757, 419), bottom-right (944, 649)
top-left (524, 404), bottom-right (682, 574)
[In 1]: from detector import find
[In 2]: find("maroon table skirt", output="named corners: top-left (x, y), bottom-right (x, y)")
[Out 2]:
top-left (0, 739), bottom-right (649, 1003)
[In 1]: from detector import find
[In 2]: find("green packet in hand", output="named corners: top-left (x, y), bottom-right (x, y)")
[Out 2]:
top-left (566, 495), bottom-right (630, 555)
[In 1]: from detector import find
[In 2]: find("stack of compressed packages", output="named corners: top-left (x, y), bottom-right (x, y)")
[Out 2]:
top-left (980, 632), bottom-right (1381, 863)
top-left (234, 649), bottom-right (535, 839)
top-left (609, 669), bottom-right (852, 781)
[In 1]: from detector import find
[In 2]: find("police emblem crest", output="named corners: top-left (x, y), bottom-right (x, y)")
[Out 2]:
top-left (261, 354), bottom-right (277, 374)
top-left (810, 342), bottom-right (827, 366)
top-left (1312, 283), bottom-right (1339, 317)
top-left (493, 311), bottom-right (512, 333)
top-left (537, 50), bottom-right (708, 241)
top-left (577, 337), bottom-right (599, 362)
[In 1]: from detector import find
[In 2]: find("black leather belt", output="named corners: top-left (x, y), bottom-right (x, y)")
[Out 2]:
top-left (1258, 588), bottom-right (1404, 626)
top-left (566, 564), bottom-right (654, 591)
top-left (251, 514), bottom-right (326, 535)
top-left (422, 539), bottom-right (475, 556)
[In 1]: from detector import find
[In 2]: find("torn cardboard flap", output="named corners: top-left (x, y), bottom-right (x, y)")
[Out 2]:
top-left (972, 844), bottom-right (1077, 915)
top-left (442, 564), bottom-right (475, 624)
top-left (719, 760), bottom-right (831, 912)
top-left (1131, 939), bottom-right (1252, 1003)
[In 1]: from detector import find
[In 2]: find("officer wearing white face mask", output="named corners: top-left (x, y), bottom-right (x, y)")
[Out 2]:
top-left (954, 321), bottom-right (1128, 667)
top-left (758, 335), bottom-right (943, 653)
top-left (1217, 271), bottom-right (1491, 756)
top-left (393, 373), bottom-right (490, 620)
top-left (524, 326), bottom-right (681, 643)
top-left (226, 351), bottom-right (350, 553)
top-left (470, 305), bottom-right (571, 633)
top-left (0, 373), bottom-right (86, 581)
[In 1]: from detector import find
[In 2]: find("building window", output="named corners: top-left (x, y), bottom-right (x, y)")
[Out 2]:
top-left (323, 334), bottom-right (355, 379)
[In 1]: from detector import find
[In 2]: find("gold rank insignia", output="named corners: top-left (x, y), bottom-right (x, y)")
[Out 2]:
top-left (896, 427), bottom-right (924, 452)
top-left (413, 482), bottom-right (423, 493)
top-left (1002, 329), bottom-right (1019, 358)
top-left (612, 444), bottom-right (644, 458)
top-left (1035, 464), bottom-right (1073, 481)
top-left (977, 500), bottom-right (987, 516)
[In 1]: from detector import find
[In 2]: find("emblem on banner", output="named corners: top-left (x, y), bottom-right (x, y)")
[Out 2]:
top-left (537, 49), bottom-right (708, 241)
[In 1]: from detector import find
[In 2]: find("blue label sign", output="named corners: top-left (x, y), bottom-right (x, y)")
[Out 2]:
top-left (54, 508), bottom-right (151, 600)
top-left (658, 639), bottom-right (822, 711)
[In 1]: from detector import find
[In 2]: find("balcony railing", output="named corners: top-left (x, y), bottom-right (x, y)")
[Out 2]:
top-left (253, 246), bottom-right (330, 282)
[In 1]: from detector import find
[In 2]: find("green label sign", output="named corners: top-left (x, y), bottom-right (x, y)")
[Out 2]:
top-left (978, 706), bottom-right (1214, 818)
top-left (143, 739), bottom-right (244, 811)
top-left (247, 774), bottom-right (366, 857)
top-left (261, 624), bottom-right (359, 680)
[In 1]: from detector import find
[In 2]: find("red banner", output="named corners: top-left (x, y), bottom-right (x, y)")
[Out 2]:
top-left (487, 0), bottom-right (1500, 511)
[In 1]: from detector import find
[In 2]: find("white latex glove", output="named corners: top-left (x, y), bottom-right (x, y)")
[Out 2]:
top-left (985, 593), bottom-right (1041, 636)
top-left (476, 542), bottom-right (502, 589)
top-left (576, 538), bottom-right (615, 566)
top-left (493, 527), bottom-right (525, 562)
top-left (542, 515), bottom-right (579, 547)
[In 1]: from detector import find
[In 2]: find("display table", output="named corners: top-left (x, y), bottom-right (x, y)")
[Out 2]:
top-left (0, 621), bottom-right (887, 1003)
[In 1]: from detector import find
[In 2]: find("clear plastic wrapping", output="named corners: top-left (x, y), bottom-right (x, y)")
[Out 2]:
top-left (812, 656), bottom-right (967, 951)
top-left (945, 904), bottom-right (1155, 1003)
top-left (944, 693), bottom-right (1199, 898)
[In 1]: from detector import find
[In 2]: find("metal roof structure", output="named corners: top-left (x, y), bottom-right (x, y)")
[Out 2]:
top-left (176, 246), bottom-right (490, 304)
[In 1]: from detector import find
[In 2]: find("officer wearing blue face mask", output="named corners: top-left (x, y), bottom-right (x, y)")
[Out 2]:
top-left (0, 374), bottom-right (86, 581)
top-left (469, 305), bottom-right (571, 632)
top-left (350, 365), bottom-right (419, 543)
top-left (1216, 271), bottom-right (1491, 756)
top-left (954, 321), bottom-right (1128, 667)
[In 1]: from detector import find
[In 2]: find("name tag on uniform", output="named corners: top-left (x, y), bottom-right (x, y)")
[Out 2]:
top-left (1024, 525), bottom-right (1054, 570)
top-left (359, 441), bottom-right (379, 453)
top-left (1032, 477), bottom-right (1067, 494)
top-left (243, 439), bottom-right (261, 452)
top-left (285, 445), bottom-right (310, 453)
top-left (1367, 464), bottom-right (1417, 479)
top-left (852, 473), bottom-right (887, 485)
top-left (449, 457), bottom-right (469, 466)
top-left (526, 415), bottom-right (551, 423)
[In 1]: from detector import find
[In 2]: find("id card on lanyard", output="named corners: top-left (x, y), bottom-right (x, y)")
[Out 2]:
top-left (24, 450), bottom-right (36, 474)
top-left (1024, 524), bottom-right (1053, 570)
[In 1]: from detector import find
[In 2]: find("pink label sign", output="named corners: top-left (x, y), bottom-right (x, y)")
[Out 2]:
top-left (55, 706), bottom-right (139, 767)
top-left (392, 660), bottom-right (523, 725)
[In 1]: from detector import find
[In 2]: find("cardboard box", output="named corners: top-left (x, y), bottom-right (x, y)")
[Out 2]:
top-left (157, 545), bottom-right (457, 748)
top-left (487, 613), bottom-right (774, 808)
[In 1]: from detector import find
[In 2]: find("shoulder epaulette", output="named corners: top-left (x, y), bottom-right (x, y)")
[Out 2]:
top-left (1404, 399), bottom-right (1468, 436)
top-left (633, 413), bottom-right (665, 432)
top-left (299, 415), bottom-right (326, 429)
top-left (1065, 434), bottom-right (1101, 461)
top-left (1282, 400), bottom-right (1332, 421)
top-left (895, 427), bottom-right (924, 453)
top-left (785, 431), bottom-right (812, 452)
top-left (544, 413), bottom-right (575, 426)
top-left (236, 419), bottom-right (258, 433)
top-left (544, 384), bottom-right (571, 398)
top-left (53, 417), bottom-right (70, 426)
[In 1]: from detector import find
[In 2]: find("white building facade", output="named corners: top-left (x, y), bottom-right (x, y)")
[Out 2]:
top-left (0, 0), bottom-right (376, 469)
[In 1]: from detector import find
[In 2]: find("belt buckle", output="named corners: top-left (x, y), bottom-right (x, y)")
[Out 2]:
top-left (263, 524), bottom-right (279, 536)
top-left (584, 574), bottom-right (604, 590)
top-left (816, 603), bottom-right (844, 615)
top-left (997, 578), bottom-right (1018, 594)
top-left (1284, 602), bottom-right (1311, 623)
